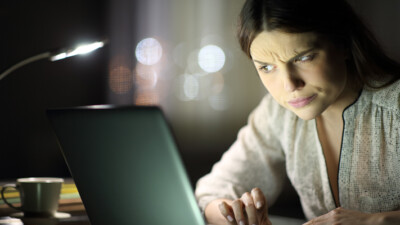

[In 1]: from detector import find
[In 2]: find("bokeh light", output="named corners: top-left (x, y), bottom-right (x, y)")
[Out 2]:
top-left (187, 50), bottom-right (204, 75)
top-left (211, 72), bottom-right (225, 94)
top-left (198, 45), bottom-right (225, 73)
top-left (135, 90), bottom-right (159, 106)
top-left (183, 75), bottom-right (200, 100)
top-left (135, 63), bottom-right (158, 90)
top-left (109, 65), bottom-right (133, 94)
top-left (175, 74), bottom-right (202, 101)
top-left (135, 37), bottom-right (163, 65)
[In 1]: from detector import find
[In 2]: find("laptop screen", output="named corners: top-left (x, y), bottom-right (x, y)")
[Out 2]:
top-left (47, 105), bottom-right (205, 225)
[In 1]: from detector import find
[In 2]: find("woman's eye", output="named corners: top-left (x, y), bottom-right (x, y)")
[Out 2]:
top-left (259, 64), bottom-right (275, 73)
top-left (295, 54), bottom-right (315, 63)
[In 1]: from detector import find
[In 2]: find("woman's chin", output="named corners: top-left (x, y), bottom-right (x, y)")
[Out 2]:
top-left (281, 102), bottom-right (324, 121)
top-left (291, 108), bottom-right (320, 121)
top-left (296, 113), bottom-right (316, 121)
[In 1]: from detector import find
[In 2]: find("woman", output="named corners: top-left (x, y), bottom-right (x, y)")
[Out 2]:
top-left (195, 0), bottom-right (400, 224)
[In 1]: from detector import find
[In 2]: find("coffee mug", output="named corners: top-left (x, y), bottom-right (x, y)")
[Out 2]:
top-left (0, 177), bottom-right (64, 217)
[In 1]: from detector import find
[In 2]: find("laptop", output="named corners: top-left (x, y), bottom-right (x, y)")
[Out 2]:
top-left (47, 105), bottom-right (205, 225)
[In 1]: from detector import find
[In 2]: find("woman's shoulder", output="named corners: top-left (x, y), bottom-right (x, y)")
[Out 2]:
top-left (368, 79), bottom-right (400, 113)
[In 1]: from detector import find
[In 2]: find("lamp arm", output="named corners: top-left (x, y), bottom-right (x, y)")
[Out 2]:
top-left (0, 52), bottom-right (51, 81)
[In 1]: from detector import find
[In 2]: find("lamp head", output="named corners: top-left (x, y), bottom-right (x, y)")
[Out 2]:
top-left (50, 41), bottom-right (106, 61)
top-left (0, 39), bottom-right (107, 81)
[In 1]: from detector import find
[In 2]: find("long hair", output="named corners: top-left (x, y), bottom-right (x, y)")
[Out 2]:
top-left (237, 0), bottom-right (400, 89)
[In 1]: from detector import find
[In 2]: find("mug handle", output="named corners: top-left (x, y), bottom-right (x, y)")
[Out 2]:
top-left (1, 184), bottom-right (22, 210)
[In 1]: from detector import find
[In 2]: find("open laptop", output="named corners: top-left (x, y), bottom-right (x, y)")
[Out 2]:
top-left (47, 105), bottom-right (205, 225)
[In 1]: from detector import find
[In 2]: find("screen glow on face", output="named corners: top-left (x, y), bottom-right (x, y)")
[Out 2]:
top-left (250, 30), bottom-right (350, 120)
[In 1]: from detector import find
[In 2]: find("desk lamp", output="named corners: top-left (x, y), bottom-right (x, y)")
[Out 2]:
top-left (0, 41), bottom-right (106, 81)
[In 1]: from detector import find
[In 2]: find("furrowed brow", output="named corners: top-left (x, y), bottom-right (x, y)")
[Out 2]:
top-left (253, 47), bottom-right (317, 65)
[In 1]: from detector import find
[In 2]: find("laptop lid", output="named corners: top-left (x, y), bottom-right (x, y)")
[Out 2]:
top-left (47, 105), bottom-right (205, 225)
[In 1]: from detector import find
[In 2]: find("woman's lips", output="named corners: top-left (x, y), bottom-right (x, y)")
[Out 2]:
top-left (288, 94), bottom-right (317, 108)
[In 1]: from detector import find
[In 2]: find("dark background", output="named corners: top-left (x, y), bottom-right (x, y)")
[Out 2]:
top-left (0, 0), bottom-right (108, 178)
top-left (1, 0), bottom-right (399, 219)
top-left (0, 0), bottom-right (265, 186)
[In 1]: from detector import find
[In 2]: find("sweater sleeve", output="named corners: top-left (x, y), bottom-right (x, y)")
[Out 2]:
top-left (194, 95), bottom-right (287, 211)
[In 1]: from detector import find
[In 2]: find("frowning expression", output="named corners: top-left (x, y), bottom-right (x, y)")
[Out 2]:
top-left (250, 30), bottom-right (350, 120)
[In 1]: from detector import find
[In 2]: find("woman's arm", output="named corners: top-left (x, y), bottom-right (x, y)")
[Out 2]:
top-left (373, 210), bottom-right (400, 225)
top-left (195, 95), bottom-right (288, 215)
top-left (303, 207), bottom-right (400, 225)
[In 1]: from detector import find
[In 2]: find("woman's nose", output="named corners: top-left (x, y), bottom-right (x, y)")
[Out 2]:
top-left (282, 66), bottom-right (305, 92)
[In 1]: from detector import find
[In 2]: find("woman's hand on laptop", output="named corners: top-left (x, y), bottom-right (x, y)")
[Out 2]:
top-left (204, 187), bottom-right (272, 225)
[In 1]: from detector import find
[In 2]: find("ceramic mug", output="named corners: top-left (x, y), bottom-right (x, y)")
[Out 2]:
top-left (0, 177), bottom-right (64, 217)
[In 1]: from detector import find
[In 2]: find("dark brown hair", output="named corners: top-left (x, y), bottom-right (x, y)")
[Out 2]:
top-left (237, 0), bottom-right (400, 88)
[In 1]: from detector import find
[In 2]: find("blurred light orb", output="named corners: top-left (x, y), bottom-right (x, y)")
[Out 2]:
top-left (135, 90), bottom-right (159, 106)
top-left (135, 37), bottom-right (162, 65)
top-left (212, 72), bottom-right (225, 94)
top-left (198, 45), bottom-right (225, 73)
top-left (109, 65), bottom-right (132, 94)
top-left (135, 63), bottom-right (158, 89)
top-left (183, 75), bottom-right (199, 100)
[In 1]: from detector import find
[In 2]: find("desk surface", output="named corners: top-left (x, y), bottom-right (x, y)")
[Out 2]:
top-left (0, 198), bottom-right (90, 225)
top-left (1, 180), bottom-right (306, 225)
top-left (1, 202), bottom-right (306, 225)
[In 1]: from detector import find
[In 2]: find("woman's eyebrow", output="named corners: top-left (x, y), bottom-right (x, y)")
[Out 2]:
top-left (291, 48), bottom-right (317, 61)
top-left (253, 47), bottom-right (317, 65)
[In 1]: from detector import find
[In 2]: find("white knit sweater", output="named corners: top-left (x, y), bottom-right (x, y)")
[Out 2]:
top-left (195, 80), bottom-right (400, 220)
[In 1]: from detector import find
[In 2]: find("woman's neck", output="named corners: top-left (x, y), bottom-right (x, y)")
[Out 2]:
top-left (319, 77), bottom-right (362, 122)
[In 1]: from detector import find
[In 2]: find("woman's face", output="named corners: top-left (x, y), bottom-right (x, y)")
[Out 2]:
top-left (250, 30), bottom-right (351, 120)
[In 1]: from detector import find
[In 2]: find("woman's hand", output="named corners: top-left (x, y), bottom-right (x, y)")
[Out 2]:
top-left (303, 207), bottom-right (380, 225)
top-left (218, 187), bottom-right (272, 225)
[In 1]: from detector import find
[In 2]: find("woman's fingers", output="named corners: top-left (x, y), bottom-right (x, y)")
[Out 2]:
top-left (251, 187), bottom-right (266, 210)
top-left (218, 201), bottom-right (236, 224)
top-left (251, 188), bottom-right (272, 225)
top-left (218, 188), bottom-right (269, 225)
top-left (241, 192), bottom-right (258, 225)
top-left (232, 199), bottom-right (246, 225)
